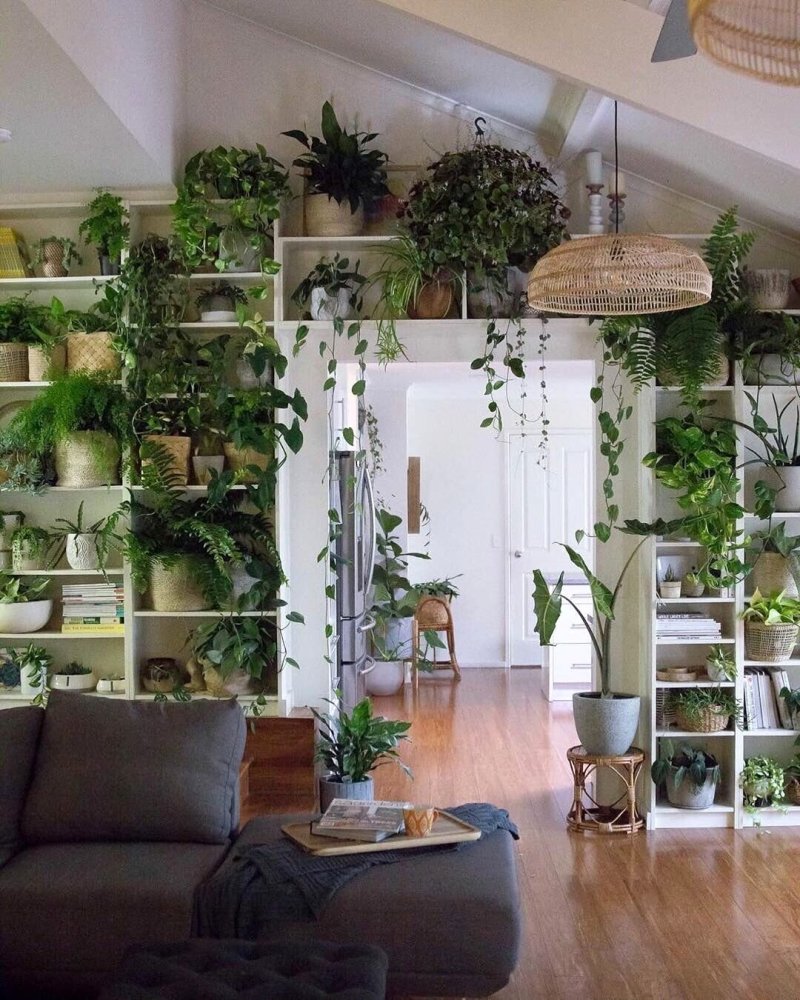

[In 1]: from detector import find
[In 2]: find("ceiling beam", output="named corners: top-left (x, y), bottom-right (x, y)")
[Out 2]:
top-left (370, 0), bottom-right (800, 172)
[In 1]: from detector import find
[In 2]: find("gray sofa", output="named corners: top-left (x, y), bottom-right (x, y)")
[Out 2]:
top-left (0, 692), bottom-right (520, 1000)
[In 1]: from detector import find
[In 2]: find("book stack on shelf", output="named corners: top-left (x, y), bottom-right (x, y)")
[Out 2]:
top-left (310, 799), bottom-right (411, 843)
top-left (61, 583), bottom-right (124, 635)
top-left (743, 668), bottom-right (794, 731)
top-left (656, 612), bottom-right (722, 641)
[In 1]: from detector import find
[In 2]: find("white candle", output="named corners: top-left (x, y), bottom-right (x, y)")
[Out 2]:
top-left (585, 150), bottom-right (603, 186)
top-left (608, 170), bottom-right (626, 196)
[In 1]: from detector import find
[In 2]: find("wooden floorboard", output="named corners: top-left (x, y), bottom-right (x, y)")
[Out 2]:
top-left (368, 668), bottom-right (800, 1000)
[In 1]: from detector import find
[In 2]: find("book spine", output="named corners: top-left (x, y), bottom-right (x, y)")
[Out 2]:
top-left (62, 617), bottom-right (124, 625)
top-left (61, 624), bottom-right (125, 634)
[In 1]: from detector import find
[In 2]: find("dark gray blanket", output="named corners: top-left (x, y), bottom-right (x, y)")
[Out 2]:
top-left (193, 802), bottom-right (518, 938)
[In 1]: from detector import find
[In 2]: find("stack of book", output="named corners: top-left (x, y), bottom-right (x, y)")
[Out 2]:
top-left (311, 799), bottom-right (412, 843)
top-left (656, 612), bottom-right (722, 641)
top-left (744, 667), bottom-right (794, 730)
top-left (61, 583), bottom-right (124, 635)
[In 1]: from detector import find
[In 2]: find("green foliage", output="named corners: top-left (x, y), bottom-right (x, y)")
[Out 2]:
top-left (11, 525), bottom-right (54, 562)
top-left (78, 189), bottom-right (130, 260)
top-left (0, 572), bottom-right (48, 603)
top-left (651, 740), bottom-right (720, 790)
top-left (707, 643), bottom-right (737, 681)
top-left (751, 520), bottom-right (800, 557)
top-left (15, 643), bottom-right (52, 705)
top-left (747, 395), bottom-right (800, 469)
top-left (174, 145), bottom-right (290, 270)
top-left (56, 661), bottom-right (92, 676)
top-left (672, 687), bottom-right (743, 728)
top-left (416, 576), bottom-right (462, 599)
top-left (291, 253), bottom-right (366, 311)
top-left (0, 294), bottom-right (50, 346)
top-left (50, 500), bottom-right (121, 573)
top-left (779, 685), bottom-right (800, 725)
top-left (32, 236), bottom-right (82, 272)
top-left (0, 657), bottom-right (20, 688)
top-left (312, 696), bottom-right (412, 783)
top-left (740, 755), bottom-right (785, 811)
top-left (191, 616), bottom-right (279, 685)
top-left (284, 101), bottom-right (389, 211)
top-left (740, 588), bottom-right (800, 625)
top-left (370, 507), bottom-right (428, 659)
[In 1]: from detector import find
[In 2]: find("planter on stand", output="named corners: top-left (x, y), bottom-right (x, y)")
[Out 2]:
top-left (572, 692), bottom-right (640, 756)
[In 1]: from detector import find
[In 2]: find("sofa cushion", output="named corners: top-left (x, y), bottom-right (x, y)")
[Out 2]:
top-left (21, 692), bottom-right (246, 844)
top-left (0, 706), bottom-right (43, 867)
top-left (0, 841), bottom-right (228, 995)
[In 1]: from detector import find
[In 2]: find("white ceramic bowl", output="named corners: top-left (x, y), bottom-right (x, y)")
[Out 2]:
top-left (0, 600), bottom-right (53, 633)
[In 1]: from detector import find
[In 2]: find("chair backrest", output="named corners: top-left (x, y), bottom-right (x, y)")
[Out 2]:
top-left (415, 596), bottom-right (452, 630)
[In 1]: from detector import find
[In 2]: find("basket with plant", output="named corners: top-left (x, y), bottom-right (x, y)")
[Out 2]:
top-left (749, 519), bottom-right (800, 597)
top-left (673, 687), bottom-right (743, 733)
top-left (33, 236), bottom-right (81, 279)
top-left (78, 189), bottom-right (130, 275)
top-left (741, 588), bottom-right (800, 662)
top-left (0, 295), bottom-right (51, 381)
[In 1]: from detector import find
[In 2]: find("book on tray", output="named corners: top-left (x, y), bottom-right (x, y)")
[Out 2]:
top-left (311, 799), bottom-right (413, 842)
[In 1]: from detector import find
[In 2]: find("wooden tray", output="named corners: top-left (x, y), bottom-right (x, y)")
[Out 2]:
top-left (282, 810), bottom-right (481, 856)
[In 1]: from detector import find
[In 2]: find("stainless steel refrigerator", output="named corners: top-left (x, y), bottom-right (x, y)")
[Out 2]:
top-left (330, 452), bottom-right (377, 713)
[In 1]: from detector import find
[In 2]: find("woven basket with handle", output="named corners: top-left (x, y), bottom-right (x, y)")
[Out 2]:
top-left (0, 343), bottom-right (28, 382)
top-left (675, 704), bottom-right (730, 733)
top-left (744, 621), bottom-right (799, 663)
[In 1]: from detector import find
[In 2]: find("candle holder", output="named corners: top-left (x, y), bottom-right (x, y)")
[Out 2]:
top-left (586, 184), bottom-right (605, 235)
top-left (608, 193), bottom-right (626, 230)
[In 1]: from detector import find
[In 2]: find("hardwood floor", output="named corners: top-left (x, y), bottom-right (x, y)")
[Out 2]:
top-left (371, 668), bottom-right (800, 1000)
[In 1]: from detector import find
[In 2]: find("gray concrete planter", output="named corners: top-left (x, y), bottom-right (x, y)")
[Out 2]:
top-left (665, 765), bottom-right (719, 810)
top-left (572, 692), bottom-right (640, 756)
top-left (318, 775), bottom-right (374, 813)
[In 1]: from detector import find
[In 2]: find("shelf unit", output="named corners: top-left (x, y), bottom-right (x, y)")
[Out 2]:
top-left (0, 198), bottom-right (291, 714)
top-left (647, 367), bottom-right (800, 829)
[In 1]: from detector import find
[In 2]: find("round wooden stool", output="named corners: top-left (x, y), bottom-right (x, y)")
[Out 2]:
top-left (566, 745), bottom-right (645, 835)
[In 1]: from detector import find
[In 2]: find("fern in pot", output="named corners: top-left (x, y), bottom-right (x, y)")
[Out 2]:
top-left (312, 697), bottom-right (412, 811)
top-left (196, 281), bottom-right (247, 323)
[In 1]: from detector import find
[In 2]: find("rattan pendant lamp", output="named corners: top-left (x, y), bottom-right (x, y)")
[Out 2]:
top-left (690, 0), bottom-right (800, 85)
top-left (527, 103), bottom-right (712, 316)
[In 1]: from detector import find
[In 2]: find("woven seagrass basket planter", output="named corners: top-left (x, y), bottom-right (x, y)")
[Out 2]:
top-left (0, 343), bottom-right (28, 382)
top-left (785, 777), bottom-right (800, 807)
top-left (54, 431), bottom-right (120, 488)
top-left (675, 704), bottom-right (730, 733)
top-left (148, 557), bottom-right (212, 612)
top-left (141, 435), bottom-right (191, 486)
top-left (66, 332), bottom-right (120, 375)
top-left (27, 343), bottom-right (66, 383)
top-left (744, 621), bottom-right (799, 663)
top-left (223, 443), bottom-right (270, 483)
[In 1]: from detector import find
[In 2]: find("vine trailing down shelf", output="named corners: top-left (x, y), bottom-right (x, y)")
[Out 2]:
top-left (0, 196), bottom-right (296, 716)
top-left (647, 367), bottom-right (800, 830)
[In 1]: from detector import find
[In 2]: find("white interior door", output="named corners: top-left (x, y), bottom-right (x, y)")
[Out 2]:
top-left (507, 431), bottom-right (593, 666)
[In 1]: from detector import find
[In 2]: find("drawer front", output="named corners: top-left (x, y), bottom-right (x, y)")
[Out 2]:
top-left (551, 585), bottom-right (592, 644)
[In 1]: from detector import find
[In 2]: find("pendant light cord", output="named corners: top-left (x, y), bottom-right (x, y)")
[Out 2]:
top-left (614, 100), bottom-right (619, 235)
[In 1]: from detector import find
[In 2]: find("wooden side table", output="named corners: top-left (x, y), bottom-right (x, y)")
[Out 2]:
top-left (566, 745), bottom-right (645, 835)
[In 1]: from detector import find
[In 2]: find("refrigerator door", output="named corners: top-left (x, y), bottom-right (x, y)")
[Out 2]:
top-left (334, 453), bottom-right (376, 621)
top-left (340, 653), bottom-right (374, 715)
top-left (339, 610), bottom-right (374, 665)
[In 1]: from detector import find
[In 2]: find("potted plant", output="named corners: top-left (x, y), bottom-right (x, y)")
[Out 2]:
top-left (741, 588), bottom-right (800, 662)
top-left (533, 522), bottom-right (681, 756)
top-left (416, 576), bottom-right (462, 603)
top-left (78, 190), bottom-right (130, 275)
top-left (189, 615), bottom-right (278, 697)
top-left (284, 101), bottom-right (389, 237)
top-left (750, 398), bottom-right (800, 512)
top-left (369, 508), bottom-right (428, 696)
top-left (216, 382), bottom-right (305, 484)
top-left (373, 231), bottom-right (461, 322)
top-left (672, 687), bottom-right (742, 733)
top-left (50, 501), bottom-right (120, 572)
top-left (50, 661), bottom-right (95, 692)
top-left (312, 696), bottom-right (412, 811)
top-left (739, 311), bottom-right (800, 386)
top-left (135, 398), bottom-right (196, 487)
top-left (0, 294), bottom-right (51, 382)
top-left (0, 574), bottom-right (51, 633)
top-left (400, 142), bottom-right (569, 318)
top-left (58, 302), bottom-right (120, 377)
top-left (779, 685), bottom-right (800, 729)
top-left (706, 643), bottom-right (737, 682)
top-left (750, 520), bottom-right (800, 597)
top-left (192, 427), bottom-right (226, 486)
top-left (740, 755), bottom-right (785, 812)
top-left (11, 526), bottom-right (53, 571)
top-left (6, 371), bottom-right (128, 487)
top-left (96, 674), bottom-right (126, 694)
top-left (196, 281), bottom-right (247, 322)
top-left (173, 145), bottom-right (290, 271)
top-left (290, 254), bottom-right (366, 321)
top-left (32, 236), bottom-right (82, 278)
top-left (651, 739), bottom-right (720, 810)
top-left (658, 564), bottom-right (681, 599)
top-left (16, 642), bottom-right (52, 702)
top-left (233, 312), bottom-right (278, 390)
top-left (681, 568), bottom-right (705, 598)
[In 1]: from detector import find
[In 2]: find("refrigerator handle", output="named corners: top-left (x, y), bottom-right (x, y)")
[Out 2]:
top-left (362, 464), bottom-right (378, 595)
top-left (357, 615), bottom-right (376, 633)
top-left (359, 656), bottom-right (377, 676)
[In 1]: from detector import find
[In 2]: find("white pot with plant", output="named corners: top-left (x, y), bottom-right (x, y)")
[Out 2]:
top-left (290, 254), bottom-right (366, 322)
top-left (651, 740), bottom-right (720, 810)
top-left (312, 697), bottom-right (412, 812)
top-left (658, 564), bottom-right (682, 599)
top-left (0, 574), bottom-right (52, 633)
top-left (11, 526), bottom-right (52, 572)
top-left (750, 521), bottom-right (800, 598)
top-left (755, 398), bottom-right (800, 511)
top-left (705, 643), bottom-right (737, 683)
top-left (196, 281), bottom-right (247, 323)
top-left (741, 589), bottom-right (800, 662)
top-left (50, 502), bottom-right (119, 572)
top-left (96, 675), bottom-right (126, 694)
top-left (233, 314), bottom-right (276, 390)
top-left (50, 661), bottom-right (95, 692)
top-left (17, 643), bottom-right (52, 701)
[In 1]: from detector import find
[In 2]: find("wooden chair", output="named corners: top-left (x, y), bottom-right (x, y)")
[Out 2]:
top-left (412, 596), bottom-right (461, 687)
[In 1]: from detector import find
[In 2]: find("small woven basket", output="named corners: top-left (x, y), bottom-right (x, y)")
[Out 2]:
top-left (744, 621), bottom-right (799, 662)
top-left (66, 332), bottom-right (120, 375)
top-left (223, 443), bottom-right (270, 483)
top-left (785, 777), bottom-right (800, 807)
top-left (141, 435), bottom-right (191, 486)
top-left (149, 558), bottom-right (212, 612)
top-left (655, 690), bottom-right (678, 728)
top-left (675, 704), bottom-right (730, 733)
top-left (0, 343), bottom-right (28, 382)
top-left (27, 343), bottom-right (66, 383)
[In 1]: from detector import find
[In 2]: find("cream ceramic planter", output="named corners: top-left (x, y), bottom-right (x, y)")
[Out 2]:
top-left (310, 286), bottom-right (353, 321)
top-left (752, 552), bottom-right (798, 598)
top-left (50, 672), bottom-right (96, 692)
top-left (659, 582), bottom-right (682, 599)
top-left (66, 533), bottom-right (101, 571)
top-left (365, 659), bottom-right (405, 697)
top-left (758, 466), bottom-right (800, 512)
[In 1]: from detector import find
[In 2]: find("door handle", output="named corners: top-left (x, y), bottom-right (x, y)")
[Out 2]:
top-left (514, 551), bottom-right (522, 558)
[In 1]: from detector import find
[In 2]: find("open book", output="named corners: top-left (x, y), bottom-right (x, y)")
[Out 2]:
top-left (312, 799), bottom-right (413, 842)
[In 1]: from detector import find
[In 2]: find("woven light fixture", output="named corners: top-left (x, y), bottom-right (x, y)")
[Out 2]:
top-left (527, 102), bottom-right (712, 316)
top-left (689, 0), bottom-right (800, 85)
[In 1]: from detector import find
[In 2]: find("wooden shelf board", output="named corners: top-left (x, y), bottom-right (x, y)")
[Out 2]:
top-left (656, 638), bottom-right (733, 645)
top-left (11, 569), bottom-right (123, 576)
top-left (134, 610), bottom-right (275, 618)
top-left (743, 729), bottom-right (800, 737)
top-left (0, 631), bottom-right (124, 639)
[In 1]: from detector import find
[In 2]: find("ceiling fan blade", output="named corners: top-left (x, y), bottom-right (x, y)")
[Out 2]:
top-left (651, 0), bottom-right (697, 63)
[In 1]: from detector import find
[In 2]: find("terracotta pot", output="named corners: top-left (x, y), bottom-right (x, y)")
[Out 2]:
top-left (304, 194), bottom-right (363, 237)
top-left (408, 280), bottom-right (456, 319)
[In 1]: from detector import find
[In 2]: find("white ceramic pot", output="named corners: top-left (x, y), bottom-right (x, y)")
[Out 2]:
top-left (217, 227), bottom-right (260, 272)
top-left (20, 660), bottom-right (48, 698)
top-left (97, 677), bottom-right (126, 694)
top-left (11, 546), bottom-right (46, 572)
top-left (0, 600), bottom-right (52, 633)
top-left (365, 659), bottom-right (405, 697)
top-left (50, 672), bottom-right (96, 692)
top-left (0, 512), bottom-right (23, 550)
top-left (758, 465), bottom-right (800, 512)
top-left (742, 354), bottom-right (800, 386)
top-left (200, 309), bottom-right (237, 323)
top-left (706, 659), bottom-right (730, 682)
top-left (233, 344), bottom-right (272, 390)
top-left (659, 582), bottom-right (682, 599)
top-left (192, 455), bottom-right (225, 485)
top-left (66, 533), bottom-right (101, 571)
top-left (310, 286), bottom-right (353, 321)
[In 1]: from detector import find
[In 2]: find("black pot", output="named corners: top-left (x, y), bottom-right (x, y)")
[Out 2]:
top-left (99, 254), bottom-right (121, 276)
